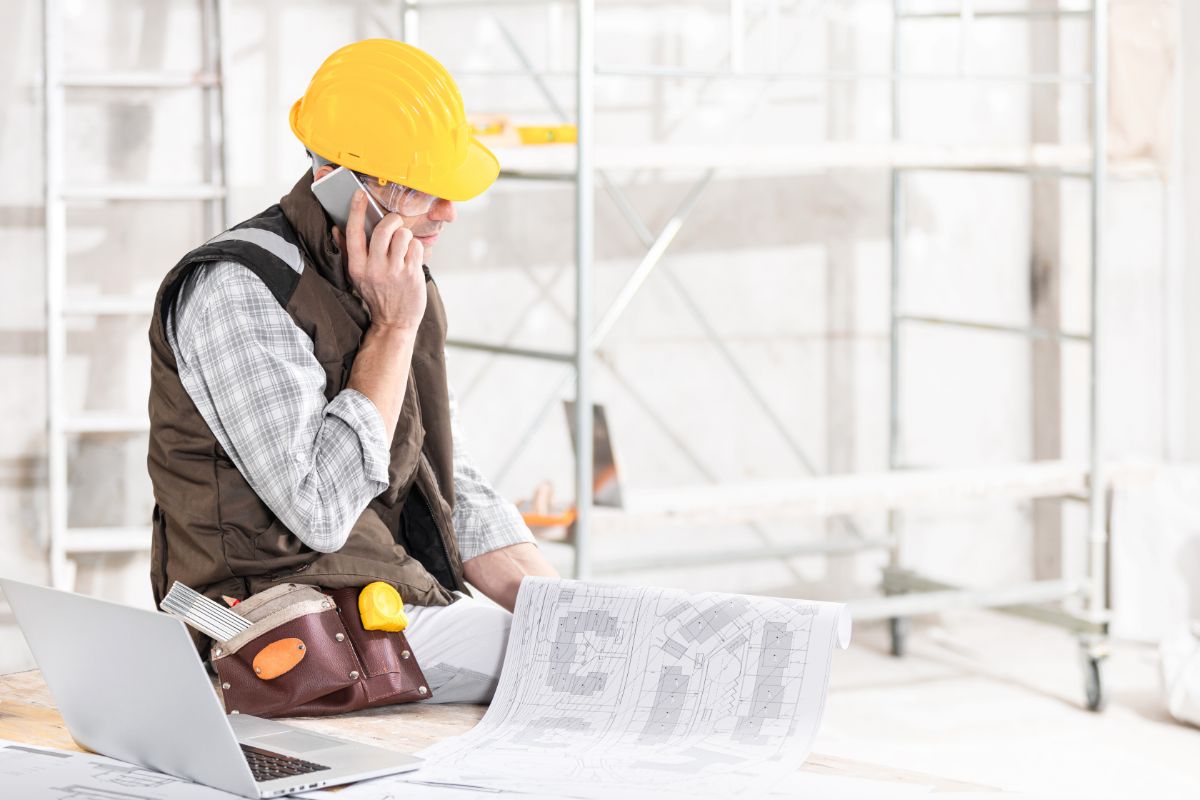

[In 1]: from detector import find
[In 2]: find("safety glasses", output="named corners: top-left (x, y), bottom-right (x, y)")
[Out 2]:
top-left (354, 170), bottom-right (440, 217)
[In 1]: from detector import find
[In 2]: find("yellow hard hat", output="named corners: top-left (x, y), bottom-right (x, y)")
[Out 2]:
top-left (289, 39), bottom-right (499, 202)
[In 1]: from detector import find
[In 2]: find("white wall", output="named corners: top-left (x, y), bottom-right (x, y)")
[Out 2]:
top-left (0, 0), bottom-right (1184, 673)
top-left (1182, 0), bottom-right (1200, 459)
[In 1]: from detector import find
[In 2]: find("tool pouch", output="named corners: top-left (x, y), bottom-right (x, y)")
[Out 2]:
top-left (210, 583), bottom-right (430, 718)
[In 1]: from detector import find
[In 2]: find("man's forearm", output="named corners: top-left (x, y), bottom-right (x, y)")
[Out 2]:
top-left (463, 542), bottom-right (560, 612)
top-left (346, 324), bottom-right (417, 442)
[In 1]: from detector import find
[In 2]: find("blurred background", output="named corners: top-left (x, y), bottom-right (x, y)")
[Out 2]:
top-left (2, 0), bottom-right (1199, 793)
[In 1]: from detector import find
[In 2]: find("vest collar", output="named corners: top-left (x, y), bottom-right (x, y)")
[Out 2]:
top-left (279, 170), bottom-right (354, 292)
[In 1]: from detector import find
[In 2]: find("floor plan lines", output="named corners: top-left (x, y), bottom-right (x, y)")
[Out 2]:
top-left (0, 740), bottom-right (259, 800)
top-left (380, 578), bottom-right (852, 800)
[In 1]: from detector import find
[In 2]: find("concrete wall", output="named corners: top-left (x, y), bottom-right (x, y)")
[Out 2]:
top-left (0, 0), bottom-right (1185, 673)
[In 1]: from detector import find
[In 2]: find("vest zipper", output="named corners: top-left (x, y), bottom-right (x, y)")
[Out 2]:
top-left (406, 371), bottom-right (462, 594)
top-left (417, 452), bottom-right (464, 593)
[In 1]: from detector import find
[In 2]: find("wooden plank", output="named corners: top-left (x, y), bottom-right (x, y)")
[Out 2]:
top-left (0, 668), bottom-right (989, 791)
top-left (0, 668), bottom-right (483, 755)
top-left (596, 460), bottom-right (1093, 528)
top-left (0, 675), bottom-right (80, 752)
top-left (495, 142), bottom-right (1161, 177)
top-left (1031, 0), bottom-right (1064, 582)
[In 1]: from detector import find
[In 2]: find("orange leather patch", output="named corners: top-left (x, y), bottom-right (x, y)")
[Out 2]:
top-left (252, 638), bottom-right (307, 680)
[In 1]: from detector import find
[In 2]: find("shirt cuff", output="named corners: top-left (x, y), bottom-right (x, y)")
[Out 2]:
top-left (455, 503), bottom-right (537, 562)
top-left (327, 388), bottom-right (391, 487)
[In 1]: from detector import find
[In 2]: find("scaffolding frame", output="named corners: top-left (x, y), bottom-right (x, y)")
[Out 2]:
top-left (30, 0), bottom-right (1150, 711)
top-left (884, 2), bottom-right (1111, 709)
top-left (402, 0), bottom-right (1145, 710)
top-left (42, 0), bottom-right (231, 590)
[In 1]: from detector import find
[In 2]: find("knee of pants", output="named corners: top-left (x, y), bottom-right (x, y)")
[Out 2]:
top-left (407, 600), bottom-right (513, 703)
top-left (442, 601), bottom-right (512, 678)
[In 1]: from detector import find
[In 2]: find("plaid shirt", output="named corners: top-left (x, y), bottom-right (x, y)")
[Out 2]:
top-left (165, 260), bottom-right (535, 561)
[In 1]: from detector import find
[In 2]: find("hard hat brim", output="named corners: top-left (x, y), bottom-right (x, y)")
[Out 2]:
top-left (292, 91), bottom-right (500, 202)
top-left (418, 136), bottom-right (499, 202)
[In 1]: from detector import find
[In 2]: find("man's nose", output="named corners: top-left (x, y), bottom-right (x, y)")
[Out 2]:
top-left (429, 198), bottom-right (456, 223)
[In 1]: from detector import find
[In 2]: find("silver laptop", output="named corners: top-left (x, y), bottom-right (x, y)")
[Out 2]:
top-left (0, 577), bottom-right (422, 798)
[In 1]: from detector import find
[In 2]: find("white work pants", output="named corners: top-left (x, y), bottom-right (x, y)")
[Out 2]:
top-left (403, 592), bottom-right (512, 704)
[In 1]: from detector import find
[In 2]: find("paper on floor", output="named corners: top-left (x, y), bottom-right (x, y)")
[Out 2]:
top-left (299, 773), bottom-right (934, 800)
top-left (322, 577), bottom-right (851, 799)
top-left (0, 739), bottom-right (246, 799)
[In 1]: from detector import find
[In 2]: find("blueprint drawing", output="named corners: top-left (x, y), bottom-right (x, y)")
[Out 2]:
top-left (341, 578), bottom-right (852, 799)
top-left (0, 740), bottom-right (246, 799)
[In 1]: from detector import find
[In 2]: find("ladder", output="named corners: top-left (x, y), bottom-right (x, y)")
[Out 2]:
top-left (42, 0), bottom-right (231, 590)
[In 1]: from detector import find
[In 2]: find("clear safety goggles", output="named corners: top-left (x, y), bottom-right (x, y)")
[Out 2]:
top-left (354, 170), bottom-right (439, 217)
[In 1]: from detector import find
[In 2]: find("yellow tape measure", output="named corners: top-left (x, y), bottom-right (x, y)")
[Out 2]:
top-left (358, 582), bottom-right (409, 632)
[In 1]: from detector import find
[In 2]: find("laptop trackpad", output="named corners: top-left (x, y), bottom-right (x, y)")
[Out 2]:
top-left (253, 731), bottom-right (347, 754)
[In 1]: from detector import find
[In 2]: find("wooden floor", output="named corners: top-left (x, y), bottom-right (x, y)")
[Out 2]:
top-left (0, 668), bottom-right (485, 755)
top-left (0, 668), bottom-right (981, 793)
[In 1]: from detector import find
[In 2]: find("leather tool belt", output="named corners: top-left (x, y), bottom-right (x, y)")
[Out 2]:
top-left (210, 583), bottom-right (430, 718)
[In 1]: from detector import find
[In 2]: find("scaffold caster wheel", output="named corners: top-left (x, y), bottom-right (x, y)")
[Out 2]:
top-left (1084, 656), bottom-right (1106, 712)
top-left (889, 616), bottom-right (908, 658)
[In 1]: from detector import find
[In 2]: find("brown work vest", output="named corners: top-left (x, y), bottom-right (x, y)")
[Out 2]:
top-left (146, 171), bottom-right (465, 655)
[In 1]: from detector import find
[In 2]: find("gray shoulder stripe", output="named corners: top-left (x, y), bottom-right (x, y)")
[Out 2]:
top-left (209, 228), bottom-right (304, 275)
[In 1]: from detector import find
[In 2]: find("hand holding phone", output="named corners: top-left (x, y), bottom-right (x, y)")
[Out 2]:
top-left (343, 187), bottom-right (428, 332)
top-left (313, 166), bottom-right (427, 330)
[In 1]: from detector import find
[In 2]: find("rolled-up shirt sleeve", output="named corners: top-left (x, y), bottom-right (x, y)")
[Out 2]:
top-left (324, 388), bottom-right (391, 489)
top-left (168, 261), bottom-right (390, 553)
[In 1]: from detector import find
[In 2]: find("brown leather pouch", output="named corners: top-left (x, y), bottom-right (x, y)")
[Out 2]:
top-left (211, 583), bottom-right (430, 718)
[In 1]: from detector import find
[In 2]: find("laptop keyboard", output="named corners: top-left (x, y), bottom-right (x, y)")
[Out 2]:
top-left (240, 743), bottom-right (331, 783)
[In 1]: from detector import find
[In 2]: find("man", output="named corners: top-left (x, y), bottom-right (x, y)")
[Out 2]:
top-left (145, 39), bottom-right (558, 704)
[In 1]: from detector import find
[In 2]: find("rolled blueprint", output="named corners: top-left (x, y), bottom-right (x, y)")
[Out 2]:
top-left (389, 577), bottom-right (853, 799)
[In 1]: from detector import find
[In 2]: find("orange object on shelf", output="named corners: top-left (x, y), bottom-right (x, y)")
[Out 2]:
top-left (521, 508), bottom-right (578, 528)
top-left (517, 480), bottom-right (576, 541)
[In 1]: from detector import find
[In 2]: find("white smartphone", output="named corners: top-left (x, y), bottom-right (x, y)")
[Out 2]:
top-left (312, 166), bottom-right (387, 242)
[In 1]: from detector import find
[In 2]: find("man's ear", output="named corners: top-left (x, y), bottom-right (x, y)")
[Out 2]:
top-left (331, 225), bottom-right (351, 273)
top-left (314, 164), bottom-right (335, 181)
